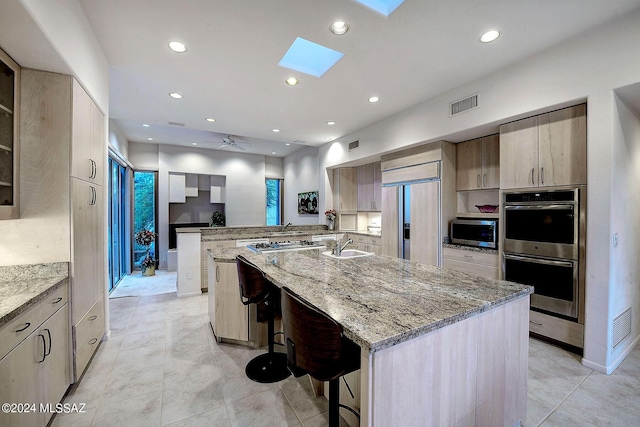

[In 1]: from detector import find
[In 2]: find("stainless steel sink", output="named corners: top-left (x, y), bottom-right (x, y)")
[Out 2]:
top-left (322, 250), bottom-right (374, 259)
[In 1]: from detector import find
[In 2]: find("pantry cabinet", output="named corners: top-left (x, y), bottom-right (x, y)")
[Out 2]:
top-left (357, 162), bottom-right (382, 211)
top-left (71, 79), bottom-right (104, 186)
top-left (456, 134), bottom-right (499, 191)
top-left (500, 104), bottom-right (586, 189)
top-left (0, 47), bottom-right (20, 220)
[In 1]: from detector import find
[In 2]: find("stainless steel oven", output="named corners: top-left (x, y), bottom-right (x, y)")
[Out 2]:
top-left (503, 253), bottom-right (578, 319)
top-left (502, 186), bottom-right (585, 321)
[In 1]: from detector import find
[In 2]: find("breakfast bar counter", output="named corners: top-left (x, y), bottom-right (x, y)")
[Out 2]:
top-left (210, 248), bottom-right (532, 426)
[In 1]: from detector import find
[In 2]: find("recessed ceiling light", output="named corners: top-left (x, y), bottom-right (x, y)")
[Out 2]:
top-left (326, 121), bottom-right (336, 126)
top-left (168, 41), bottom-right (187, 53)
top-left (142, 123), bottom-right (150, 127)
top-left (330, 21), bottom-right (349, 35)
top-left (368, 96), bottom-right (380, 103)
top-left (285, 77), bottom-right (299, 86)
top-left (285, 143), bottom-right (291, 146)
top-left (147, 137), bottom-right (154, 141)
top-left (192, 142), bottom-right (198, 146)
top-left (272, 152), bottom-right (276, 155)
top-left (272, 129), bottom-right (280, 133)
top-left (324, 137), bottom-right (333, 140)
top-left (480, 30), bottom-right (500, 43)
top-left (205, 118), bottom-right (216, 122)
top-left (169, 92), bottom-right (183, 99)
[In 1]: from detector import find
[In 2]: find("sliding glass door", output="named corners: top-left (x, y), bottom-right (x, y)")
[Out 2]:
top-left (108, 157), bottom-right (128, 292)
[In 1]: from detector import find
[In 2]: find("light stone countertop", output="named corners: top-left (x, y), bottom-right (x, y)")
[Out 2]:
top-left (443, 242), bottom-right (498, 254)
top-left (0, 263), bottom-right (69, 328)
top-left (209, 248), bottom-right (531, 353)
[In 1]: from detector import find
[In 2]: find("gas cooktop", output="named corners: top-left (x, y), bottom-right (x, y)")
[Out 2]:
top-left (247, 240), bottom-right (325, 253)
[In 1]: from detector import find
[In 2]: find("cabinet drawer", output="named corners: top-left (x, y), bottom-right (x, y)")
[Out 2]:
top-left (74, 294), bottom-right (104, 351)
top-left (442, 248), bottom-right (498, 267)
top-left (442, 259), bottom-right (499, 279)
top-left (0, 283), bottom-right (68, 360)
top-left (529, 310), bottom-right (584, 348)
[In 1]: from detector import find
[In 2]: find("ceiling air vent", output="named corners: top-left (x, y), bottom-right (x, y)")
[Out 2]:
top-left (450, 94), bottom-right (478, 116)
top-left (348, 140), bottom-right (360, 151)
top-left (168, 121), bottom-right (185, 127)
top-left (613, 307), bottom-right (632, 349)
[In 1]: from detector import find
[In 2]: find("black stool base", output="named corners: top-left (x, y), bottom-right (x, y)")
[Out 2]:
top-left (245, 352), bottom-right (291, 383)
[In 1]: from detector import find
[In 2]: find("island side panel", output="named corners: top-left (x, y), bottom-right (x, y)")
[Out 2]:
top-left (366, 295), bottom-right (529, 427)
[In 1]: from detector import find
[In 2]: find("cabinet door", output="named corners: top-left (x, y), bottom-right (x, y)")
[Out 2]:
top-left (169, 173), bottom-right (186, 203)
top-left (0, 330), bottom-right (44, 427)
top-left (41, 304), bottom-right (70, 422)
top-left (90, 101), bottom-right (105, 186)
top-left (499, 116), bottom-right (538, 189)
top-left (372, 162), bottom-right (382, 211)
top-left (0, 48), bottom-right (20, 220)
top-left (357, 164), bottom-right (374, 211)
top-left (381, 186), bottom-right (399, 257)
top-left (214, 262), bottom-right (249, 341)
top-left (71, 79), bottom-right (93, 182)
top-left (538, 104), bottom-right (586, 187)
top-left (338, 168), bottom-right (357, 212)
top-left (481, 134), bottom-right (500, 189)
top-left (71, 178), bottom-right (103, 323)
top-left (410, 181), bottom-right (440, 266)
top-left (456, 138), bottom-right (482, 191)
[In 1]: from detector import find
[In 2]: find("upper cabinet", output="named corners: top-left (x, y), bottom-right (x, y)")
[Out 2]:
top-left (71, 79), bottom-right (104, 186)
top-left (357, 161), bottom-right (381, 211)
top-left (0, 48), bottom-right (20, 220)
top-left (334, 167), bottom-right (357, 212)
top-left (456, 134), bottom-right (499, 191)
top-left (500, 104), bottom-right (586, 189)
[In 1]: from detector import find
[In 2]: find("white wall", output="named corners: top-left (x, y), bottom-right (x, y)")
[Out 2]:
top-left (318, 10), bottom-right (640, 373)
top-left (108, 119), bottom-right (129, 161)
top-left (283, 146), bottom-right (321, 225)
top-left (128, 142), bottom-right (159, 170)
top-left (609, 91), bottom-right (640, 368)
top-left (265, 156), bottom-right (284, 179)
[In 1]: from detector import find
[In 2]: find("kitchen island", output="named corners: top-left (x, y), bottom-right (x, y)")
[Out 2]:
top-left (210, 247), bottom-right (533, 427)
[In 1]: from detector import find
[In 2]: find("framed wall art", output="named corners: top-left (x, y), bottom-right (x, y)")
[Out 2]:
top-left (297, 191), bottom-right (319, 214)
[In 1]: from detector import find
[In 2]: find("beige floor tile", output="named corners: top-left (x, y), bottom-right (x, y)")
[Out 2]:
top-left (280, 375), bottom-right (329, 422)
top-left (226, 389), bottom-right (301, 427)
top-left (92, 390), bottom-right (163, 427)
top-left (162, 406), bottom-right (230, 427)
top-left (160, 378), bottom-right (226, 426)
top-left (49, 401), bottom-right (98, 427)
top-left (120, 326), bottom-right (168, 350)
top-left (102, 362), bottom-right (165, 401)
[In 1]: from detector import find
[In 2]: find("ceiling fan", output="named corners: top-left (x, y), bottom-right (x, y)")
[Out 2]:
top-left (217, 135), bottom-right (250, 151)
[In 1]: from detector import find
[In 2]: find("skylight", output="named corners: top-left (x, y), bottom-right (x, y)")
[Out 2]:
top-left (279, 37), bottom-right (344, 77)
top-left (352, 0), bottom-right (405, 17)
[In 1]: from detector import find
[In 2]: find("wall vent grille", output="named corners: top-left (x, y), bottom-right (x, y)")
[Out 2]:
top-left (613, 307), bottom-right (632, 349)
top-left (168, 121), bottom-right (185, 127)
top-left (348, 140), bottom-right (360, 151)
top-left (450, 94), bottom-right (478, 116)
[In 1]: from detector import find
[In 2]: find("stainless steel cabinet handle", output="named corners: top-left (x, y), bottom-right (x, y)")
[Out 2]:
top-left (44, 329), bottom-right (52, 357)
top-left (464, 255), bottom-right (473, 259)
top-left (483, 173), bottom-right (487, 187)
top-left (541, 167), bottom-right (545, 184)
top-left (531, 168), bottom-right (535, 185)
top-left (89, 338), bottom-right (98, 345)
top-left (52, 297), bottom-right (63, 304)
top-left (89, 315), bottom-right (98, 321)
top-left (477, 174), bottom-right (481, 188)
top-left (216, 265), bottom-right (220, 282)
top-left (15, 322), bottom-right (30, 333)
top-left (38, 334), bottom-right (46, 363)
top-left (90, 186), bottom-right (96, 205)
top-left (530, 321), bottom-right (543, 326)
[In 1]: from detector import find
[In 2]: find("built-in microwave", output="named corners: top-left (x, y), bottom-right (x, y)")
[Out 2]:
top-left (450, 219), bottom-right (498, 249)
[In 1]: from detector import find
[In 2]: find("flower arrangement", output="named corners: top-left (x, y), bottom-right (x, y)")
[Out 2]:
top-left (135, 229), bottom-right (156, 246)
top-left (140, 254), bottom-right (156, 269)
top-left (135, 229), bottom-right (157, 275)
top-left (324, 209), bottom-right (337, 221)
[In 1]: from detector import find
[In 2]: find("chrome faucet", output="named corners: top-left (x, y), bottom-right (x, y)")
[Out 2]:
top-left (280, 222), bottom-right (292, 232)
top-left (335, 238), bottom-right (353, 256)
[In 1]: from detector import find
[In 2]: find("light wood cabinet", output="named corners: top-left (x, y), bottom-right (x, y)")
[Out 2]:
top-left (500, 105), bottom-right (586, 189)
top-left (381, 186), bottom-right (399, 257)
top-left (208, 259), bottom-right (249, 342)
top-left (334, 167), bottom-right (357, 212)
top-left (0, 47), bottom-right (20, 220)
top-left (71, 79), bottom-right (104, 186)
top-left (201, 239), bottom-right (236, 291)
top-left (410, 181), bottom-right (440, 266)
top-left (21, 69), bottom-right (105, 382)
top-left (357, 162), bottom-right (382, 211)
top-left (456, 135), bottom-right (499, 191)
top-left (442, 247), bottom-right (499, 279)
top-left (0, 300), bottom-right (70, 427)
top-left (349, 233), bottom-right (381, 255)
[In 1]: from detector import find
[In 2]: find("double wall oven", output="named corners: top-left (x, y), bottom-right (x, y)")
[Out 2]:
top-left (502, 187), bottom-right (585, 321)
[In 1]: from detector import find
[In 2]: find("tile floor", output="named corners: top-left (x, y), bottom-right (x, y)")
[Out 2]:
top-left (51, 271), bottom-right (640, 426)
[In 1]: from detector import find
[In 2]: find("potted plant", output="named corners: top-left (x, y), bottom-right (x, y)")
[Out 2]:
top-left (135, 229), bottom-right (157, 276)
top-left (324, 209), bottom-right (337, 231)
top-left (210, 211), bottom-right (226, 227)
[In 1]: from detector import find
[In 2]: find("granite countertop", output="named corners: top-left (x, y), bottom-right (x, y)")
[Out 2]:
top-left (209, 248), bottom-right (531, 353)
top-left (443, 243), bottom-right (498, 254)
top-left (0, 263), bottom-right (69, 328)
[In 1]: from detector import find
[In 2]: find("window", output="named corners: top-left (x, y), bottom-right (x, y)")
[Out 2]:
top-left (266, 178), bottom-right (283, 225)
top-left (108, 157), bottom-right (128, 292)
top-left (133, 171), bottom-right (157, 269)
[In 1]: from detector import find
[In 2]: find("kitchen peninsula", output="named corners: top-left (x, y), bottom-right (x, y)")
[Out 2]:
top-left (209, 247), bottom-right (533, 427)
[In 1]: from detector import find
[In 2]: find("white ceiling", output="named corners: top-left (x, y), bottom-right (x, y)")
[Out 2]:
top-left (77, 0), bottom-right (640, 157)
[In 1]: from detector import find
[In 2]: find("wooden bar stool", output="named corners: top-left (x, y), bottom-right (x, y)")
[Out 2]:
top-left (236, 255), bottom-right (290, 383)
top-left (280, 286), bottom-right (361, 426)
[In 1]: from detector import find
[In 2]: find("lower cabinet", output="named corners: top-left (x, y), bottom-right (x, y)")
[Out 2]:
top-left (73, 294), bottom-right (105, 379)
top-left (0, 302), bottom-right (70, 427)
top-left (348, 234), bottom-right (382, 255)
top-left (442, 247), bottom-right (499, 279)
top-left (208, 259), bottom-right (249, 342)
top-left (201, 240), bottom-right (236, 291)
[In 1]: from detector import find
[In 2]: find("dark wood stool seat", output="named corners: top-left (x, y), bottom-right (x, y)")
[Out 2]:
top-left (281, 286), bottom-right (361, 426)
top-left (236, 255), bottom-right (290, 383)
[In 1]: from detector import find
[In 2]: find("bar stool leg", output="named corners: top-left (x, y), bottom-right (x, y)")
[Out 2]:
top-left (329, 378), bottom-right (339, 427)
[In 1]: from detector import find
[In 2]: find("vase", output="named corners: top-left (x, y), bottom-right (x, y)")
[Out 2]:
top-left (142, 265), bottom-right (156, 276)
top-left (327, 219), bottom-right (335, 231)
